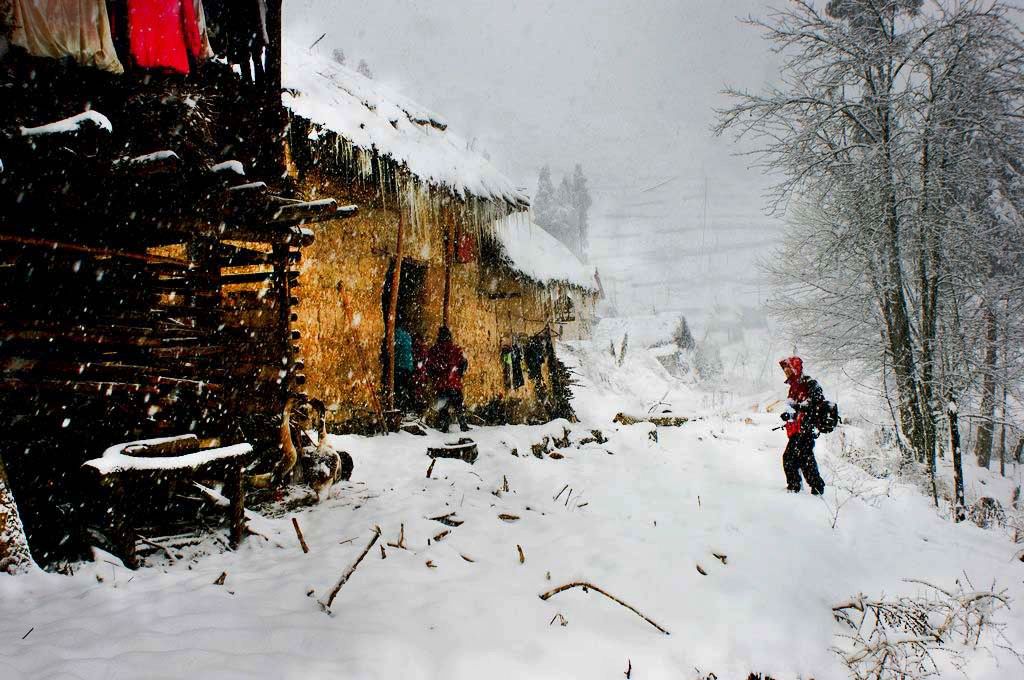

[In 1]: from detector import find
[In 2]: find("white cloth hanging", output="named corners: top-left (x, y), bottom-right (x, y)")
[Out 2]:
top-left (11, 0), bottom-right (123, 74)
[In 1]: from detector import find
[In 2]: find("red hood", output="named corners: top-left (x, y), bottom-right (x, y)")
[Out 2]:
top-left (780, 356), bottom-right (803, 381)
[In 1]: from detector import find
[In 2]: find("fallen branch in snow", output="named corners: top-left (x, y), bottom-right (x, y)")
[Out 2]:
top-left (292, 518), bottom-right (310, 553)
top-left (426, 459), bottom-right (436, 478)
top-left (517, 544), bottom-right (525, 564)
top-left (549, 612), bottom-right (568, 627)
top-left (553, 484), bottom-right (569, 502)
top-left (539, 582), bottom-right (670, 635)
top-left (319, 526), bottom-right (381, 613)
top-left (459, 553), bottom-right (475, 563)
top-left (137, 536), bottom-right (178, 563)
top-left (832, 580), bottom-right (1014, 679)
top-left (428, 513), bottom-right (464, 527)
top-left (213, 572), bottom-right (227, 586)
top-left (387, 523), bottom-right (407, 550)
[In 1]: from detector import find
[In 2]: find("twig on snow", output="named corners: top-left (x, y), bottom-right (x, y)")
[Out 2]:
top-left (319, 526), bottom-right (381, 612)
top-left (517, 544), bottom-right (525, 564)
top-left (539, 582), bottom-right (670, 635)
top-left (292, 518), bottom-right (310, 553)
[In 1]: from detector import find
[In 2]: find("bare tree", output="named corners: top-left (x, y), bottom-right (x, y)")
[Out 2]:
top-left (717, 1), bottom-right (1024, 478)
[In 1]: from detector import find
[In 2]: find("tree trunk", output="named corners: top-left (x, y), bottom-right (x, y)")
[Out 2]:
top-left (949, 400), bottom-right (966, 523)
top-left (974, 305), bottom-right (997, 469)
top-left (0, 454), bottom-right (35, 575)
top-left (999, 383), bottom-right (1007, 477)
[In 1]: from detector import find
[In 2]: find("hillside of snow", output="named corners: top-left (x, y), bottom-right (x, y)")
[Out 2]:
top-left (3, 340), bottom-right (1023, 679)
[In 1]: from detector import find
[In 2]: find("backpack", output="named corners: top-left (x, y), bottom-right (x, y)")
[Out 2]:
top-left (811, 398), bottom-right (841, 434)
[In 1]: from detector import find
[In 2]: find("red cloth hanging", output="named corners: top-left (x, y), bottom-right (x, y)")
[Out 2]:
top-left (127, 0), bottom-right (203, 74)
top-left (455, 232), bottom-right (476, 264)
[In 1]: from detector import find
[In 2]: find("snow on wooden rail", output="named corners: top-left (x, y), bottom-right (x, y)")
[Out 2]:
top-left (19, 111), bottom-right (113, 137)
top-left (85, 439), bottom-right (253, 476)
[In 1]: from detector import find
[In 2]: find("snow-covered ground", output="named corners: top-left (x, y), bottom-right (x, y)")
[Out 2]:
top-left (3, 340), bottom-right (1023, 679)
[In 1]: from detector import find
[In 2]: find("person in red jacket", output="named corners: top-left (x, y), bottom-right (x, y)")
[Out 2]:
top-left (426, 326), bottom-right (469, 433)
top-left (126, 0), bottom-right (204, 75)
top-left (779, 356), bottom-right (826, 494)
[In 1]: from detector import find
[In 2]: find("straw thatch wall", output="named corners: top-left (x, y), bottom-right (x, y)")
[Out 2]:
top-left (290, 168), bottom-right (579, 429)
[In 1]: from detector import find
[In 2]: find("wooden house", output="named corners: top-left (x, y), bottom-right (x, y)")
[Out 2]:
top-left (280, 46), bottom-right (599, 429)
top-left (0, 3), bottom-right (351, 566)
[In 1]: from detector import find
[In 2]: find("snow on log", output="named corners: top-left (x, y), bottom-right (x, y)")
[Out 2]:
top-left (210, 160), bottom-right (246, 176)
top-left (427, 438), bottom-right (479, 464)
top-left (19, 111), bottom-right (113, 137)
top-left (84, 442), bottom-right (253, 475)
top-left (113, 150), bottom-right (181, 174)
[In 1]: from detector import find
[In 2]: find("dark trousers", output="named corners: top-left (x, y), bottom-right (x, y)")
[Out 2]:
top-left (395, 368), bottom-right (412, 411)
top-left (436, 389), bottom-right (468, 433)
top-left (783, 433), bottom-right (825, 494)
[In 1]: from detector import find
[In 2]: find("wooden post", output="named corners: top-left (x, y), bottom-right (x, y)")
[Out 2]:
top-left (949, 399), bottom-right (966, 523)
top-left (109, 481), bottom-right (138, 569)
top-left (385, 210), bottom-right (405, 412)
top-left (443, 213), bottom-right (455, 327)
top-left (226, 465), bottom-right (245, 549)
top-left (273, 244), bottom-right (293, 407)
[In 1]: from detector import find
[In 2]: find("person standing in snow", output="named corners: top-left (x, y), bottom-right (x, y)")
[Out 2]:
top-left (778, 356), bottom-right (826, 495)
top-left (426, 326), bottom-right (469, 433)
top-left (393, 324), bottom-right (414, 411)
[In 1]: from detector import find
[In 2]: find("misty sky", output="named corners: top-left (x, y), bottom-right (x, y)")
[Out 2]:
top-left (284, 1), bottom-right (787, 319)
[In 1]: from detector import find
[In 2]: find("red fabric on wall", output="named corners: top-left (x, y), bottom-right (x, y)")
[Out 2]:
top-left (128, 0), bottom-right (203, 74)
top-left (455, 232), bottom-right (476, 264)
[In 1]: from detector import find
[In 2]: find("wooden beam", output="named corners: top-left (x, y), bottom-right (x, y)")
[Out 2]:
top-left (385, 209), bottom-right (405, 412)
top-left (443, 210), bottom-right (455, 327)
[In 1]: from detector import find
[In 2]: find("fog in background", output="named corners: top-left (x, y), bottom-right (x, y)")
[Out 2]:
top-left (285, 0), bottom-right (786, 323)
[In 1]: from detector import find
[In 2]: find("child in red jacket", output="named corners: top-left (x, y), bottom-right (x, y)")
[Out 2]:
top-left (779, 356), bottom-right (826, 494)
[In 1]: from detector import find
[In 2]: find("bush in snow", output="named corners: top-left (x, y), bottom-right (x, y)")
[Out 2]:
top-left (672, 315), bottom-right (696, 351)
top-left (832, 581), bottom-right (1013, 680)
top-left (692, 340), bottom-right (723, 381)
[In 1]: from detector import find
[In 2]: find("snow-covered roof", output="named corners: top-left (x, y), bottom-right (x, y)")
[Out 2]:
top-left (282, 44), bottom-right (527, 206)
top-left (490, 215), bottom-right (597, 291)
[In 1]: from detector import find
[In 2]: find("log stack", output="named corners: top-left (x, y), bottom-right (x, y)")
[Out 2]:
top-left (0, 111), bottom-right (357, 563)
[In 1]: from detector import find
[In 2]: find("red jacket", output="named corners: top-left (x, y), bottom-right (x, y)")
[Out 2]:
top-left (427, 339), bottom-right (467, 392)
top-left (780, 356), bottom-right (823, 438)
top-left (128, 0), bottom-right (203, 74)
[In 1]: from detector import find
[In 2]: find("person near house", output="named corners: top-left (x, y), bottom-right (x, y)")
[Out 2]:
top-left (426, 326), bottom-right (469, 432)
top-left (394, 324), bottom-right (414, 411)
top-left (411, 332), bottom-right (430, 412)
top-left (779, 356), bottom-right (826, 495)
